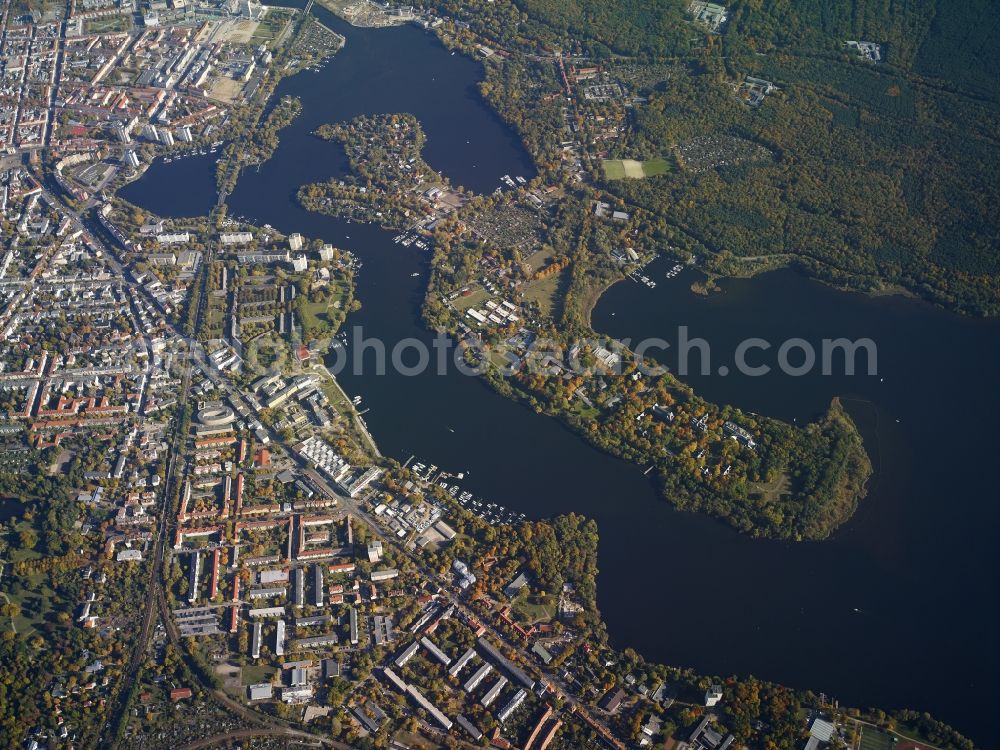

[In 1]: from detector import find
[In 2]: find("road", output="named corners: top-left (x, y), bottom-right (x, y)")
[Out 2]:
top-left (35, 118), bottom-right (573, 750)
top-left (153, 581), bottom-right (349, 747)
top-left (79, 219), bottom-right (335, 748)
top-left (34, 167), bottom-right (230, 750)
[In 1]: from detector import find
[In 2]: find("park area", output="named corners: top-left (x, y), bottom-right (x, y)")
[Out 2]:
top-left (251, 9), bottom-right (293, 46)
top-left (83, 15), bottom-right (130, 34)
top-left (602, 157), bottom-right (669, 180)
top-left (522, 272), bottom-right (565, 318)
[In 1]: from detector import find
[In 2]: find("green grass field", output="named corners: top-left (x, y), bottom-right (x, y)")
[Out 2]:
top-left (241, 663), bottom-right (276, 685)
top-left (602, 157), bottom-right (670, 180)
top-left (641, 157), bottom-right (670, 176)
top-left (860, 726), bottom-right (898, 750)
top-left (7, 520), bottom-right (42, 564)
top-left (451, 287), bottom-right (490, 312)
top-left (602, 159), bottom-right (628, 179)
top-left (84, 15), bottom-right (130, 34)
top-left (250, 10), bottom-right (289, 45)
top-left (318, 371), bottom-right (354, 415)
top-left (522, 271), bottom-right (565, 317)
top-left (524, 247), bottom-right (555, 274)
top-left (202, 297), bottom-right (226, 338)
top-left (5, 574), bottom-right (57, 636)
top-left (512, 594), bottom-right (557, 624)
top-left (297, 299), bottom-right (330, 330)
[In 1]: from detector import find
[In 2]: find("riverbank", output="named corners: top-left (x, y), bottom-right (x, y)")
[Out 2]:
top-left (697, 251), bottom-right (931, 308)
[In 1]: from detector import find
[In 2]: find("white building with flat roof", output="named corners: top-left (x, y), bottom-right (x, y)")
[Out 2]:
top-left (275, 619), bottom-right (286, 656)
top-left (248, 682), bottom-right (272, 700)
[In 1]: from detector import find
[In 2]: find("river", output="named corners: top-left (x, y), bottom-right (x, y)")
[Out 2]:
top-left (118, 4), bottom-right (997, 742)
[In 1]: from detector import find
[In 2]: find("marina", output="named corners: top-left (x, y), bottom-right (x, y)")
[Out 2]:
top-left (392, 232), bottom-right (429, 249)
top-left (161, 141), bottom-right (224, 164)
top-left (498, 173), bottom-right (528, 190)
top-left (404, 458), bottom-right (527, 526)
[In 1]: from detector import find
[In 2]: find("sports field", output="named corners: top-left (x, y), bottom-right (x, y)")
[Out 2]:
top-left (602, 157), bottom-right (670, 180)
top-left (859, 726), bottom-right (898, 750)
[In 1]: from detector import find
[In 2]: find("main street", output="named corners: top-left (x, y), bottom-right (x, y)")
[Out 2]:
top-left (303, 458), bottom-right (624, 744)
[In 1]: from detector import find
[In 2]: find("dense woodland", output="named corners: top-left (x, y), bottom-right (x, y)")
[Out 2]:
top-left (605, 51), bottom-right (1000, 315)
top-left (429, 0), bottom-right (1000, 315)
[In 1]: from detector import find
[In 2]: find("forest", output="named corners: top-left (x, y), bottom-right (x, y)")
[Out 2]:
top-left (602, 51), bottom-right (1000, 313)
top-left (428, 0), bottom-right (1000, 316)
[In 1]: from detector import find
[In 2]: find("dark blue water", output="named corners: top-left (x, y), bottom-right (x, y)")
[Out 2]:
top-left (117, 6), bottom-right (997, 743)
top-left (119, 152), bottom-right (219, 218)
top-left (0, 498), bottom-right (23, 522)
top-left (120, 6), bottom-right (534, 216)
top-left (593, 260), bottom-right (1000, 737)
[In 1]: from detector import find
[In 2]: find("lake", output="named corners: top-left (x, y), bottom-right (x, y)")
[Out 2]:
top-left (119, 4), bottom-right (998, 742)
